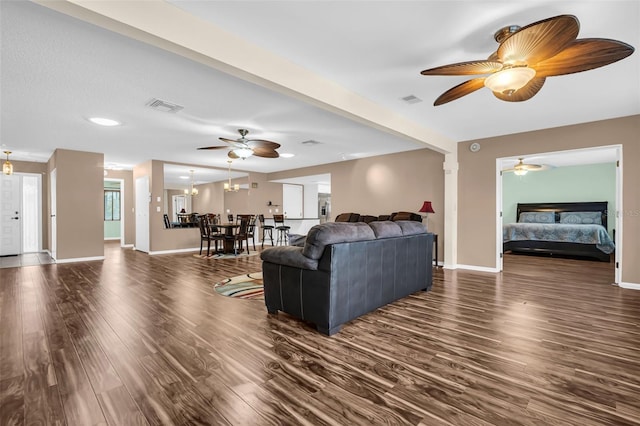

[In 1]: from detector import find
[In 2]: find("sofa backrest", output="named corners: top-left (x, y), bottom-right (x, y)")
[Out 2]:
top-left (335, 212), bottom-right (360, 222)
top-left (390, 211), bottom-right (423, 222)
top-left (301, 220), bottom-right (427, 260)
top-left (302, 222), bottom-right (376, 260)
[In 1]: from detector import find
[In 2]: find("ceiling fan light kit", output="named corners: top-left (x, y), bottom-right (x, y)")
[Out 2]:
top-left (513, 168), bottom-right (528, 176)
top-left (484, 67), bottom-right (536, 95)
top-left (232, 147), bottom-right (254, 159)
top-left (420, 14), bottom-right (635, 105)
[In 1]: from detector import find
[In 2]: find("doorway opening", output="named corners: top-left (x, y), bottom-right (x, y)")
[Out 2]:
top-left (497, 146), bottom-right (621, 284)
top-left (104, 178), bottom-right (125, 246)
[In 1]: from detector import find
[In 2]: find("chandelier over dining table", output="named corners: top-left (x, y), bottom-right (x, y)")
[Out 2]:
top-left (224, 160), bottom-right (240, 192)
top-left (184, 170), bottom-right (198, 196)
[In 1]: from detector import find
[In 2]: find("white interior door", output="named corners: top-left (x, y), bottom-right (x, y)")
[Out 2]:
top-left (283, 184), bottom-right (303, 218)
top-left (0, 174), bottom-right (22, 256)
top-left (173, 195), bottom-right (187, 221)
top-left (22, 174), bottom-right (41, 253)
top-left (50, 169), bottom-right (57, 260)
top-left (135, 176), bottom-right (150, 252)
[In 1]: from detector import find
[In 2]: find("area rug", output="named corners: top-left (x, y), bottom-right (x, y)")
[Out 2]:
top-left (193, 251), bottom-right (259, 260)
top-left (213, 272), bottom-right (263, 300)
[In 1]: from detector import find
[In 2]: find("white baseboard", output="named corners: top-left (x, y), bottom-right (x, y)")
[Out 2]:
top-left (104, 237), bottom-right (121, 241)
top-left (148, 247), bottom-right (200, 256)
top-left (455, 264), bottom-right (500, 273)
top-left (55, 256), bottom-right (105, 264)
top-left (619, 282), bottom-right (640, 290)
top-left (121, 244), bottom-right (134, 248)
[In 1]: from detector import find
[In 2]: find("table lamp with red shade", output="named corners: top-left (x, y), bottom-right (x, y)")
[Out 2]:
top-left (418, 201), bottom-right (435, 231)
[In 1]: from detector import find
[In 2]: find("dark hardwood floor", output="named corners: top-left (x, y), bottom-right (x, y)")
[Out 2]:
top-left (2, 242), bottom-right (640, 425)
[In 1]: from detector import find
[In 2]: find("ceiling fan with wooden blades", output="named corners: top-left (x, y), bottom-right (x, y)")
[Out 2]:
top-left (503, 158), bottom-right (549, 176)
top-left (198, 128), bottom-right (281, 159)
top-left (420, 14), bottom-right (635, 106)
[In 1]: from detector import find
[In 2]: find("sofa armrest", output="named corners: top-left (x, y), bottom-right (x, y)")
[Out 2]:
top-left (260, 246), bottom-right (319, 270)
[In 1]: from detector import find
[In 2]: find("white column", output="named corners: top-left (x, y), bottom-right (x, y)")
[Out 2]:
top-left (443, 151), bottom-right (458, 269)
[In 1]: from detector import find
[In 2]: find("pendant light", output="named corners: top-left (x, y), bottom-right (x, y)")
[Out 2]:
top-left (184, 170), bottom-right (198, 196)
top-left (224, 160), bottom-right (240, 192)
top-left (3, 151), bottom-right (13, 175)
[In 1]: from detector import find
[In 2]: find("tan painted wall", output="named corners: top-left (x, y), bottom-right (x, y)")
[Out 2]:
top-left (144, 149), bottom-right (445, 258)
top-left (142, 160), bottom-right (200, 252)
top-left (12, 160), bottom-right (49, 251)
top-left (458, 115), bottom-right (640, 283)
top-left (195, 173), bottom-right (284, 219)
top-left (48, 149), bottom-right (104, 260)
top-left (268, 148), bottom-right (446, 260)
top-left (103, 169), bottom-right (134, 245)
top-left (243, 172), bottom-right (284, 217)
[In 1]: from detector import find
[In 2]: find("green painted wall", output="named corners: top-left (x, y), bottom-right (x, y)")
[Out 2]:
top-left (502, 162), bottom-right (616, 235)
top-left (104, 221), bottom-right (121, 239)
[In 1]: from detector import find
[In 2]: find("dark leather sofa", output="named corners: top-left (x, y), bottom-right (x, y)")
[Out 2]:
top-left (260, 221), bottom-right (434, 335)
top-left (335, 211), bottom-right (423, 223)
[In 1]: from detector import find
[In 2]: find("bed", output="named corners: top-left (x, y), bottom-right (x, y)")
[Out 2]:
top-left (503, 201), bottom-right (615, 262)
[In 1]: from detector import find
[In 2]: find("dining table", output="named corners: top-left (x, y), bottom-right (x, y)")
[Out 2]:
top-left (212, 223), bottom-right (241, 254)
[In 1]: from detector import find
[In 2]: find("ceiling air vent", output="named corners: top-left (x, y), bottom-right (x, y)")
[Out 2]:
top-left (301, 140), bottom-right (321, 146)
top-left (401, 94), bottom-right (422, 104)
top-left (146, 98), bottom-right (184, 113)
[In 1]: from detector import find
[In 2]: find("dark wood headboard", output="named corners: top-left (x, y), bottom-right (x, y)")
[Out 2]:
top-left (516, 201), bottom-right (608, 229)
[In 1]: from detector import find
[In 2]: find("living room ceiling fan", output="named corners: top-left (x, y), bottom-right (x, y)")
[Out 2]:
top-left (198, 129), bottom-right (281, 159)
top-left (420, 14), bottom-right (635, 106)
top-left (503, 158), bottom-right (549, 176)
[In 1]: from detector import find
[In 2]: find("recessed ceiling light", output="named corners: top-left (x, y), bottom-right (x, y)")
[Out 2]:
top-left (280, 153), bottom-right (295, 158)
top-left (88, 117), bottom-right (121, 126)
top-left (179, 176), bottom-right (189, 179)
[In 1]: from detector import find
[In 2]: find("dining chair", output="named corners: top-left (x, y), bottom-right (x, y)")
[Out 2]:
top-left (208, 215), bottom-right (225, 250)
top-left (198, 215), bottom-right (223, 256)
top-left (258, 214), bottom-right (274, 248)
top-left (246, 215), bottom-right (257, 251)
top-left (227, 214), bottom-right (234, 223)
top-left (273, 214), bottom-right (290, 245)
top-left (236, 214), bottom-right (252, 224)
top-left (229, 217), bottom-right (250, 255)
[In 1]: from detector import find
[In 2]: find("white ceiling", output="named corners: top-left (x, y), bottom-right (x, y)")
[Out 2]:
top-left (500, 146), bottom-right (618, 169)
top-left (162, 163), bottom-right (247, 190)
top-left (1, 1), bottom-right (638, 175)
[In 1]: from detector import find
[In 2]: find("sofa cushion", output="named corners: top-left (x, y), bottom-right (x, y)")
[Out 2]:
top-left (288, 234), bottom-right (307, 247)
top-left (368, 221), bottom-right (403, 238)
top-left (395, 220), bottom-right (427, 235)
top-left (335, 212), bottom-right (360, 222)
top-left (260, 246), bottom-right (319, 270)
top-left (302, 222), bottom-right (376, 260)
top-left (391, 211), bottom-right (423, 222)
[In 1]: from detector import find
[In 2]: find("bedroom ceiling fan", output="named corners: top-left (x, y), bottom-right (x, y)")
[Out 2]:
top-left (420, 14), bottom-right (635, 106)
top-left (198, 129), bottom-right (281, 159)
top-left (504, 158), bottom-right (548, 176)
